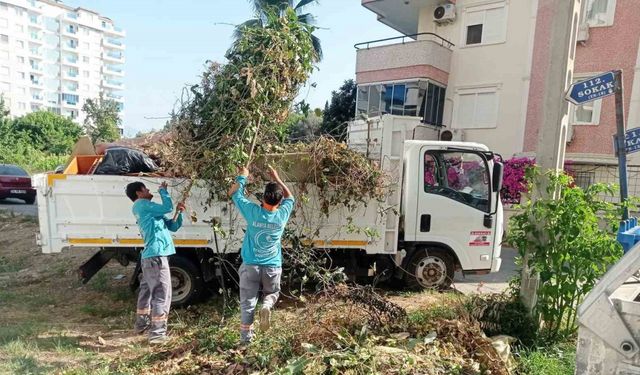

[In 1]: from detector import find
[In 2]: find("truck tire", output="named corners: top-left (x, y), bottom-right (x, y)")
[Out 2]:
top-left (170, 255), bottom-right (204, 307)
top-left (405, 248), bottom-right (454, 290)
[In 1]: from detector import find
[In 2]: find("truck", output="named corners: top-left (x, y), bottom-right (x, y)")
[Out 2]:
top-left (34, 115), bottom-right (504, 306)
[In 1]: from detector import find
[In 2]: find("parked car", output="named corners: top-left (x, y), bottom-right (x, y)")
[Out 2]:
top-left (0, 164), bottom-right (36, 204)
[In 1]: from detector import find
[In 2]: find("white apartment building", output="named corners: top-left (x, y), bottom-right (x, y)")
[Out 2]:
top-left (0, 0), bottom-right (124, 127)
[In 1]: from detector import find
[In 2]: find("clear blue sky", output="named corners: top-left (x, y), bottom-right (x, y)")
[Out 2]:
top-left (63, 0), bottom-right (399, 136)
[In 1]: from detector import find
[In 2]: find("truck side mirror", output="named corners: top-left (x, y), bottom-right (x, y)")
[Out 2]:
top-left (492, 162), bottom-right (504, 193)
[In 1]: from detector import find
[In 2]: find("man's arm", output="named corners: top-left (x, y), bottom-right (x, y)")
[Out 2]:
top-left (141, 182), bottom-right (173, 218)
top-left (230, 167), bottom-right (255, 219)
top-left (164, 202), bottom-right (185, 232)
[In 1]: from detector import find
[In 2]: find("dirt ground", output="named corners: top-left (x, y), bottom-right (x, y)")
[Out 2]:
top-left (0, 213), bottom-right (511, 374)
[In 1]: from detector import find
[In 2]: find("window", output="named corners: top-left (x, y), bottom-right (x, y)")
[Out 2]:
top-left (18, 72), bottom-right (25, 80)
top-left (18, 102), bottom-right (26, 110)
top-left (585, 0), bottom-right (616, 27)
top-left (356, 81), bottom-right (446, 126)
top-left (82, 42), bottom-right (89, 50)
top-left (0, 66), bottom-right (8, 76)
top-left (0, 18), bottom-right (7, 28)
top-left (422, 83), bottom-right (446, 126)
top-left (0, 50), bottom-right (7, 60)
top-left (16, 40), bottom-right (24, 48)
top-left (15, 24), bottom-right (23, 32)
top-left (463, 3), bottom-right (507, 46)
top-left (83, 70), bottom-right (89, 78)
top-left (424, 151), bottom-right (490, 212)
top-left (454, 86), bottom-right (500, 129)
top-left (19, 87), bottom-right (26, 94)
top-left (17, 56), bottom-right (24, 63)
top-left (356, 85), bottom-right (369, 115)
top-left (570, 77), bottom-right (602, 125)
top-left (0, 81), bottom-right (9, 91)
top-left (82, 84), bottom-right (89, 91)
top-left (0, 34), bottom-right (7, 43)
top-left (82, 56), bottom-right (89, 63)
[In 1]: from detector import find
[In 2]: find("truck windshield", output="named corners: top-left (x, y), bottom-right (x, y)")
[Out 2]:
top-left (424, 151), bottom-right (490, 212)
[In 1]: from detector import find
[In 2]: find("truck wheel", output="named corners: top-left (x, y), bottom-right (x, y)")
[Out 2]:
top-left (405, 249), bottom-right (454, 290)
top-left (170, 255), bottom-right (204, 307)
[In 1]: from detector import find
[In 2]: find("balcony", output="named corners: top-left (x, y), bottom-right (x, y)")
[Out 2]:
top-left (63, 70), bottom-right (79, 81)
top-left (104, 37), bottom-right (125, 50)
top-left (103, 51), bottom-right (124, 63)
top-left (65, 12), bottom-right (78, 21)
top-left (30, 79), bottom-right (42, 87)
top-left (28, 47), bottom-right (43, 59)
top-left (355, 33), bottom-right (453, 85)
top-left (104, 24), bottom-right (126, 37)
top-left (103, 79), bottom-right (124, 90)
top-left (62, 41), bottom-right (78, 51)
top-left (29, 32), bottom-right (43, 44)
top-left (30, 63), bottom-right (42, 72)
top-left (362, 0), bottom-right (441, 36)
top-left (63, 25), bottom-right (77, 36)
top-left (62, 56), bottom-right (79, 66)
top-left (31, 94), bottom-right (44, 102)
top-left (105, 92), bottom-right (123, 101)
top-left (103, 65), bottom-right (124, 76)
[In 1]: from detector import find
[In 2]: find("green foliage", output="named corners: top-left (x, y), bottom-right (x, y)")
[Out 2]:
top-left (173, 7), bottom-right (318, 196)
top-left (11, 111), bottom-right (82, 154)
top-left (82, 93), bottom-right (121, 143)
top-left (506, 169), bottom-right (623, 341)
top-left (0, 106), bottom-right (80, 172)
top-left (235, 0), bottom-right (323, 61)
top-left (321, 79), bottom-right (357, 141)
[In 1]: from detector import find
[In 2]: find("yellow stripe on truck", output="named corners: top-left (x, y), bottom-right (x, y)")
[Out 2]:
top-left (47, 174), bottom-right (67, 187)
top-left (68, 238), bottom-right (112, 245)
top-left (68, 238), bottom-right (209, 246)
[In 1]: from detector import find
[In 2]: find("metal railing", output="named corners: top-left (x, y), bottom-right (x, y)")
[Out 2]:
top-left (354, 32), bottom-right (455, 50)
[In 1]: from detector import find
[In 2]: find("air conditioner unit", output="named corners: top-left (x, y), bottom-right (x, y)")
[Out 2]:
top-left (433, 4), bottom-right (456, 23)
top-left (577, 23), bottom-right (589, 43)
top-left (440, 129), bottom-right (464, 142)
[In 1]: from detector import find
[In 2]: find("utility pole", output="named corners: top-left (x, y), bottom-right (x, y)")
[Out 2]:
top-left (520, 0), bottom-right (582, 312)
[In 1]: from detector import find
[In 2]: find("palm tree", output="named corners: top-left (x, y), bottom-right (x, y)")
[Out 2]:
top-left (234, 0), bottom-right (323, 61)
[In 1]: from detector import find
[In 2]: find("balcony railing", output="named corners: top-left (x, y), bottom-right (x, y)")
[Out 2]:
top-left (105, 38), bottom-right (123, 46)
top-left (114, 26), bottom-right (124, 33)
top-left (105, 51), bottom-right (123, 60)
top-left (66, 12), bottom-right (78, 20)
top-left (66, 70), bottom-right (78, 78)
top-left (104, 79), bottom-right (123, 87)
top-left (66, 26), bottom-right (77, 34)
top-left (354, 32), bottom-right (454, 50)
top-left (106, 93), bottom-right (123, 100)
top-left (105, 65), bottom-right (123, 74)
top-left (65, 56), bottom-right (78, 64)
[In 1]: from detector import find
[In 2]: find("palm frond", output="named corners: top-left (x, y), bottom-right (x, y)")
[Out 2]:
top-left (232, 18), bottom-right (264, 41)
top-left (311, 34), bottom-right (323, 61)
top-left (295, 0), bottom-right (317, 11)
top-left (297, 12), bottom-right (317, 26)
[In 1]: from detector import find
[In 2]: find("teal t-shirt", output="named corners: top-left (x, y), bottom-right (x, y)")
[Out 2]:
top-left (232, 176), bottom-right (294, 267)
top-left (132, 188), bottom-right (183, 259)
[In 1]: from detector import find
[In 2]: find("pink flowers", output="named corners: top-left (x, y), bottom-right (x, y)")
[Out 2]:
top-left (500, 157), bottom-right (574, 204)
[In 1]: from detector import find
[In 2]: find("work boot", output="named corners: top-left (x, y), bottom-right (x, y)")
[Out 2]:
top-left (259, 306), bottom-right (271, 332)
top-left (133, 314), bottom-right (150, 335)
top-left (149, 335), bottom-right (170, 345)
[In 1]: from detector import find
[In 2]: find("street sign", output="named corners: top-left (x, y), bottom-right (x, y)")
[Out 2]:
top-left (566, 71), bottom-right (616, 105)
top-left (626, 128), bottom-right (640, 154)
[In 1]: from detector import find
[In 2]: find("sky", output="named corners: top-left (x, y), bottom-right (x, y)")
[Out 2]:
top-left (63, 0), bottom-right (399, 137)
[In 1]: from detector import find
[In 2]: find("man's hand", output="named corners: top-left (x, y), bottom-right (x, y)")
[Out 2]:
top-left (239, 166), bottom-right (249, 177)
top-left (176, 202), bottom-right (186, 212)
top-left (268, 165), bottom-right (280, 181)
top-left (159, 181), bottom-right (168, 191)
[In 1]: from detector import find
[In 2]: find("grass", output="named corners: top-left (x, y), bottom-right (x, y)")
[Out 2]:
top-left (0, 256), bottom-right (27, 273)
top-left (517, 341), bottom-right (576, 375)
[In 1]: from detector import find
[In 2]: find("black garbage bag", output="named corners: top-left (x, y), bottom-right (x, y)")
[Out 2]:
top-left (93, 147), bottom-right (158, 175)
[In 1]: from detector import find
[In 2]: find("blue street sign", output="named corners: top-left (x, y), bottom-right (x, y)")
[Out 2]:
top-left (566, 71), bottom-right (616, 105)
top-left (626, 128), bottom-right (640, 154)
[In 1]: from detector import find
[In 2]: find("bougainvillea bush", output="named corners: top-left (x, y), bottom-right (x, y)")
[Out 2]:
top-left (500, 157), bottom-right (574, 205)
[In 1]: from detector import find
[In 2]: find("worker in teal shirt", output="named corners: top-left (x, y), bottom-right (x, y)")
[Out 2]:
top-left (229, 165), bottom-right (294, 344)
top-left (126, 181), bottom-right (184, 344)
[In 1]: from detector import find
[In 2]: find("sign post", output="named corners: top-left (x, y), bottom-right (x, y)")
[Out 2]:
top-left (566, 70), bottom-right (628, 219)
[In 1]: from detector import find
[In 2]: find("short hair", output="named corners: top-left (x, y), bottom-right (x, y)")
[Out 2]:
top-left (126, 182), bottom-right (145, 202)
top-left (263, 182), bottom-right (283, 206)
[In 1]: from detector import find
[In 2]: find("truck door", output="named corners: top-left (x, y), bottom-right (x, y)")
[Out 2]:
top-left (415, 148), bottom-right (495, 271)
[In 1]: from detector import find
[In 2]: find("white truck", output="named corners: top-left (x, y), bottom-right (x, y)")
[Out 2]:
top-left (34, 115), bottom-right (504, 306)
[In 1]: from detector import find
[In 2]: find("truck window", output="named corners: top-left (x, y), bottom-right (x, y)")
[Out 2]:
top-left (423, 151), bottom-right (490, 212)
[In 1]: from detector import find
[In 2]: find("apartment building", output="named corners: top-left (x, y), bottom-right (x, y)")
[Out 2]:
top-left (0, 0), bottom-right (124, 127)
top-left (356, 0), bottom-right (640, 196)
